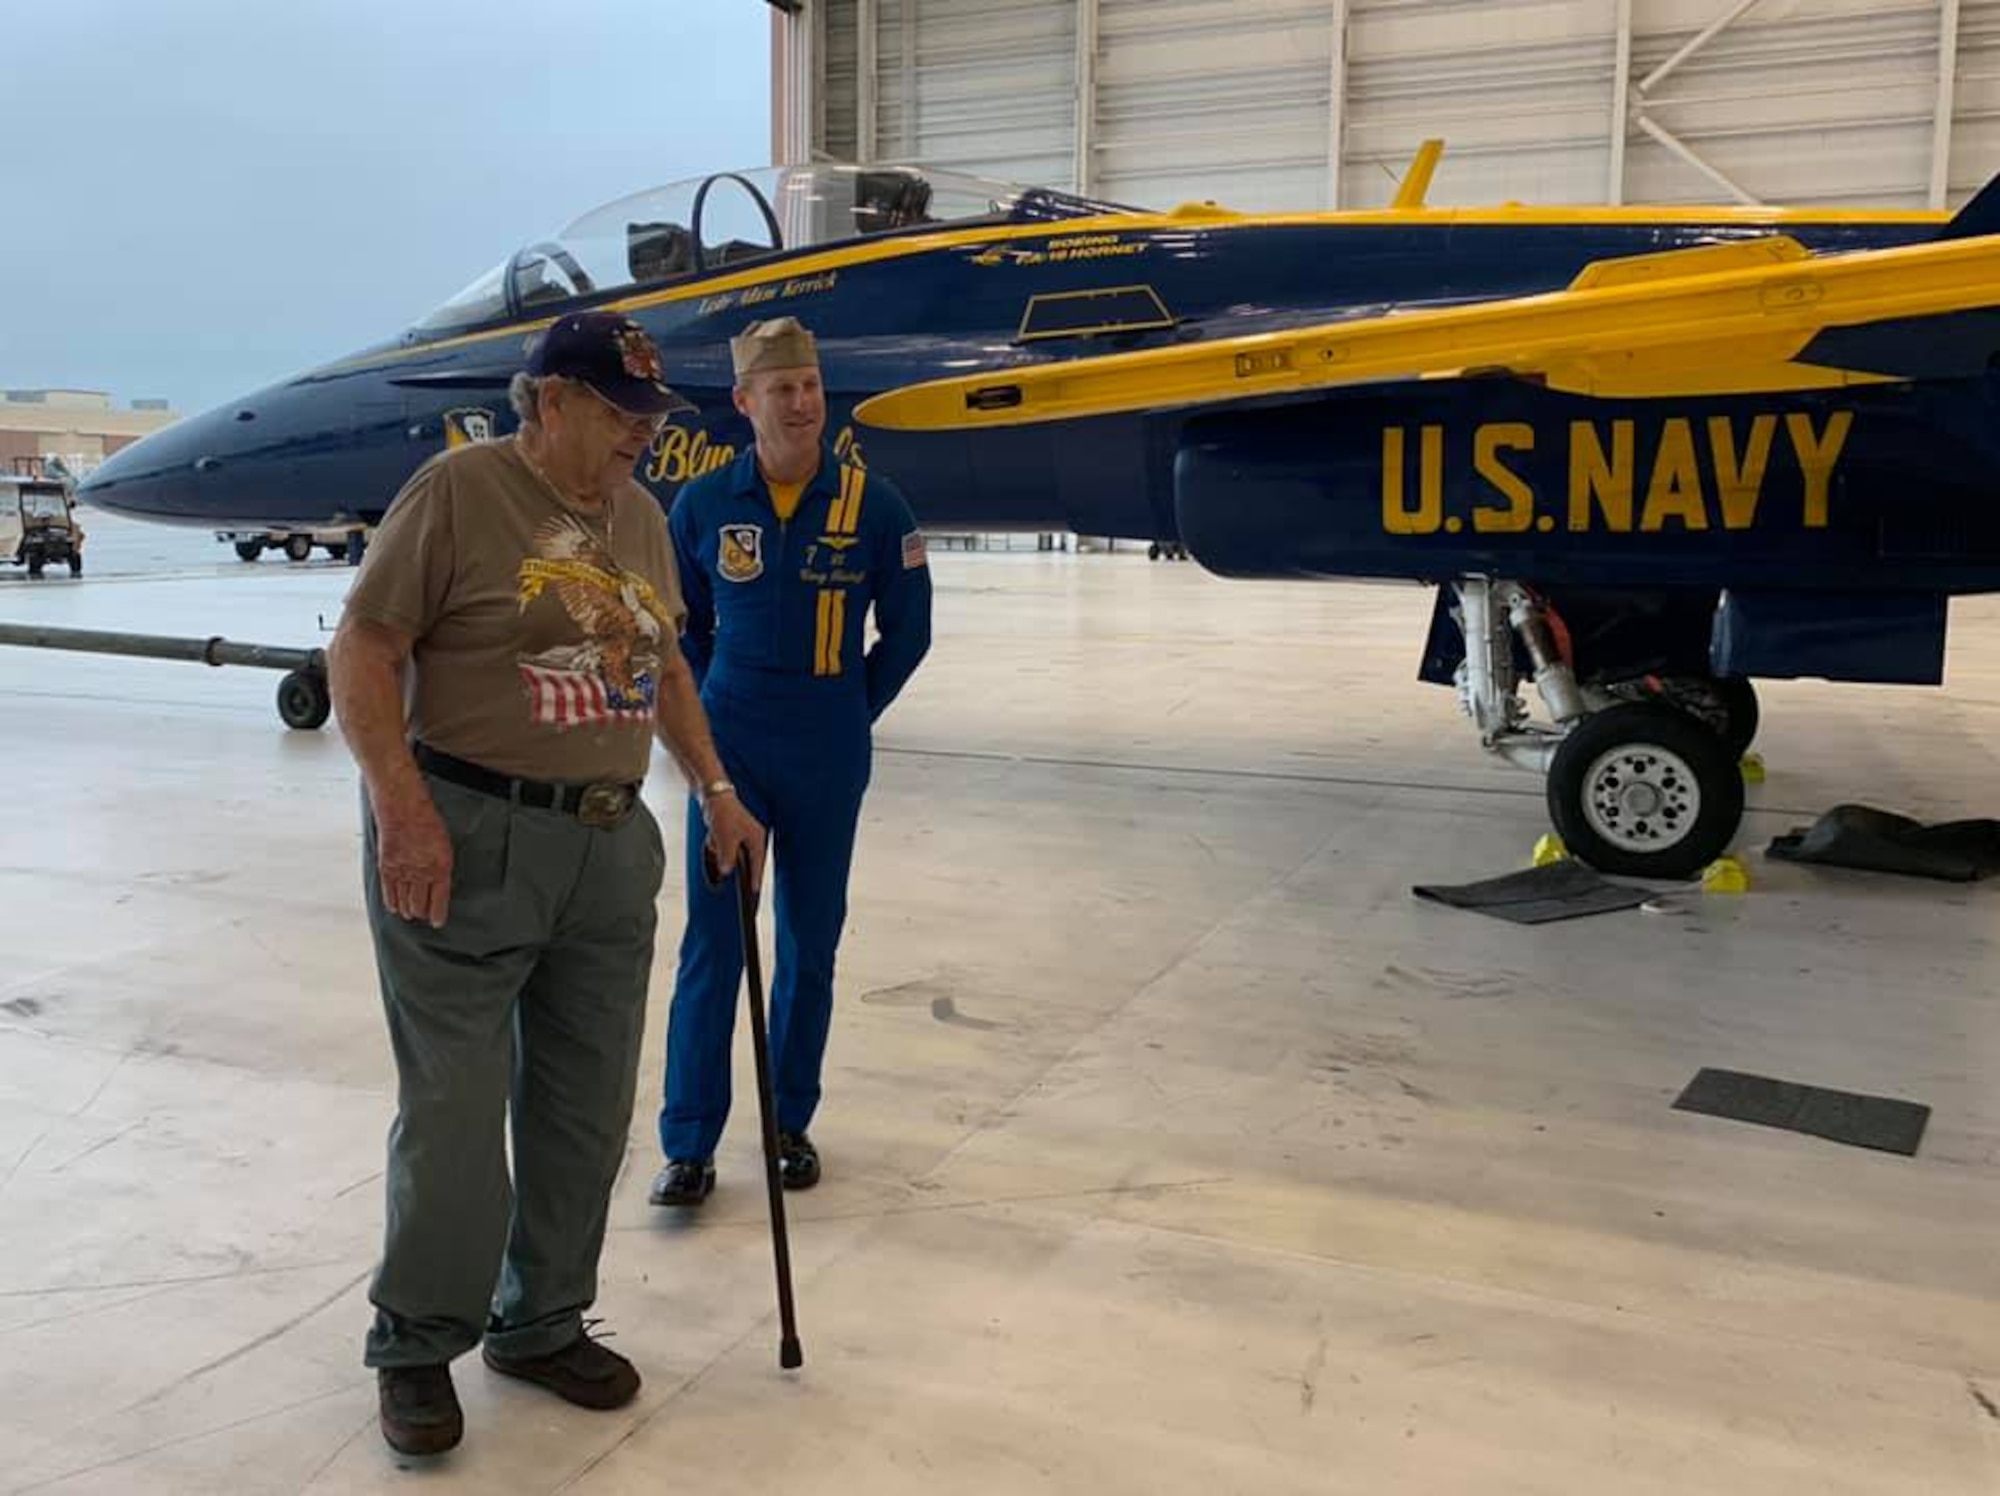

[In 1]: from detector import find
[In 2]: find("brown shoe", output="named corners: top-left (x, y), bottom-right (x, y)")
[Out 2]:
top-left (377, 1363), bottom-right (462, 1456)
top-left (482, 1321), bottom-right (640, 1410)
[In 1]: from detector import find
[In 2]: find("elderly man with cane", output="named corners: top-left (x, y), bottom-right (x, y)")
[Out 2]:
top-left (328, 310), bottom-right (766, 1458)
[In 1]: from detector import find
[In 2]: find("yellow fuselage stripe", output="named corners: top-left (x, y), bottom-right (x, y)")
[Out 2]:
top-left (324, 202), bottom-right (1953, 374)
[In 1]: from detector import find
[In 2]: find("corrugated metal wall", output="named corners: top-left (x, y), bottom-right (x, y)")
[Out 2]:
top-left (795, 0), bottom-right (1999, 212)
top-left (822, 0), bottom-right (1078, 183)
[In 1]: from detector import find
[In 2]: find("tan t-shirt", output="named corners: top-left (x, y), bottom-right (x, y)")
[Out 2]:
top-left (344, 437), bottom-right (686, 785)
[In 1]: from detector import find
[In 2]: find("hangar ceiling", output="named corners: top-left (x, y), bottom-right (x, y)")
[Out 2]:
top-left (774, 0), bottom-right (1999, 212)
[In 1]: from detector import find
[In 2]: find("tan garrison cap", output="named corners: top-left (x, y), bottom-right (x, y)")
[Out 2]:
top-left (730, 316), bottom-right (819, 376)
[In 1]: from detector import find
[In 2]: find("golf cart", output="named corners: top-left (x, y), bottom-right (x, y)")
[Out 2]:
top-left (1, 472), bottom-right (84, 578)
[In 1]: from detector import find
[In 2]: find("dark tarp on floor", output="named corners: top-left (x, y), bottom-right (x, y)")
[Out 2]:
top-left (1767, 804), bottom-right (2000, 882)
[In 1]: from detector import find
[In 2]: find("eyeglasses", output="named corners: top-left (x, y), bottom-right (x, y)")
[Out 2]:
top-left (574, 381), bottom-right (670, 438)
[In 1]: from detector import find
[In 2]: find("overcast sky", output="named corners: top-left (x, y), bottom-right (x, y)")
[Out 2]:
top-left (0, 0), bottom-right (772, 415)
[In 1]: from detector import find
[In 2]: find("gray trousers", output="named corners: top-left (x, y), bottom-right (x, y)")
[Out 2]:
top-left (360, 773), bottom-right (665, 1368)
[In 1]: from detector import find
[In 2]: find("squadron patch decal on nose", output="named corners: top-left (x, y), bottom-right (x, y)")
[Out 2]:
top-left (444, 407), bottom-right (496, 448)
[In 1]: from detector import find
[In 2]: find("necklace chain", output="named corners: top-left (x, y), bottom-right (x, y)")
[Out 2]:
top-left (517, 438), bottom-right (615, 555)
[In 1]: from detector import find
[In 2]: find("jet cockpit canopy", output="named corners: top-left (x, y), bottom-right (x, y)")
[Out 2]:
top-left (412, 162), bottom-right (1139, 335)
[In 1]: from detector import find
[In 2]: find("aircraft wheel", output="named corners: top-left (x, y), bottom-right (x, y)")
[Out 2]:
top-left (1148, 542), bottom-right (1161, 561)
top-left (277, 670), bottom-right (332, 731)
top-left (1619, 675), bottom-right (1761, 759)
top-left (1709, 677), bottom-right (1759, 758)
top-left (1546, 703), bottom-right (1743, 880)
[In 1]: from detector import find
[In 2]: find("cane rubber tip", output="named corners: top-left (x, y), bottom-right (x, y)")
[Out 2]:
top-left (780, 1339), bottom-right (803, 1370)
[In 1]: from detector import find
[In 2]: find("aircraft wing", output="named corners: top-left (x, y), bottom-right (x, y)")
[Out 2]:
top-left (854, 223), bottom-right (2000, 432)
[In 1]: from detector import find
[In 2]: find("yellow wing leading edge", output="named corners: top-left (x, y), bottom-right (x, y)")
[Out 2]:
top-left (853, 231), bottom-right (2000, 432)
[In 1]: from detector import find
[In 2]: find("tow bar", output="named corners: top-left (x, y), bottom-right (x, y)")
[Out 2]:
top-left (0, 621), bottom-right (332, 729)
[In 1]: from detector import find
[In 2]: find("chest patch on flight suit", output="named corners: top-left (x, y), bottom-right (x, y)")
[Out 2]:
top-left (718, 523), bottom-right (764, 582)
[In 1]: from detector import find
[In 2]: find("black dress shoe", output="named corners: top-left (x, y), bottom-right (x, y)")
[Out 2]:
top-left (648, 1158), bottom-right (715, 1206)
top-left (777, 1131), bottom-right (820, 1190)
top-left (377, 1363), bottom-right (462, 1456)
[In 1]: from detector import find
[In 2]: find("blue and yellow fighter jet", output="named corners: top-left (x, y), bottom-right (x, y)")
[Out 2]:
top-left (79, 149), bottom-right (2000, 879)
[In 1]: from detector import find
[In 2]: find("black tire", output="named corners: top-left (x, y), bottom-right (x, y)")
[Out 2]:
top-left (1546, 703), bottom-right (1744, 879)
top-left (276, 670), bottom-right (331, 730)
top-left (1710, 677), bottom-right (1759, 758)
top-left (26, 556), bottom-right (43, 579)
top-left (67, 554), bottom-right (81, 576)
top-left (284, 534), bottom-right (313, 563)
top-left (346, 531), bottom-right (367, 566)
top-left (234, 541), bottom-right (263, 562)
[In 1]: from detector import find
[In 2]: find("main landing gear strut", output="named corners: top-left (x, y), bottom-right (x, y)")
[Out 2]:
top-left (1452, 579), bottom-right (1754, 880)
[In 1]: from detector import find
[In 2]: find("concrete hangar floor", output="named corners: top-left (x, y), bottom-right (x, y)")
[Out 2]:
top-left (0, 511), bottom-right (1994, 1494)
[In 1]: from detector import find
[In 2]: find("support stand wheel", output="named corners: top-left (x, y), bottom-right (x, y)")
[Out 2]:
top-left (1546, 703), bottom-right (1743, 879)
top-left (277, 670), bottom-right (332, 730)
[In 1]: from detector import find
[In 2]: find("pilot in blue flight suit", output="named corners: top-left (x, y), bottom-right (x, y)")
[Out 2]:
top-left (650, 316), bottom-right (933, 1206)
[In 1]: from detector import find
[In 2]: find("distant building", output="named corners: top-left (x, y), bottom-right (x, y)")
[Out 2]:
top-left (0, 389), bottom-right (179, 477)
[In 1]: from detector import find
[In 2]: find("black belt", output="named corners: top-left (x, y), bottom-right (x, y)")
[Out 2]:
top-left (414, 742), bottom-right (640, 828)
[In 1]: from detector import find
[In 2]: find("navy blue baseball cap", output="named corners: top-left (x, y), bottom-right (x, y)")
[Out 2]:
top-left (526, 311), bottom-right (696, 417)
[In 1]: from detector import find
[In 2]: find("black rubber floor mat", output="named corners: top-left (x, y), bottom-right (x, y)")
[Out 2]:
top-left (1672, 1067), bottom-right (1931, 1155)
top-left (1411, 860), bottom-right (1651, 924)
top-left (1767, 804), bottom-right (2000, 882)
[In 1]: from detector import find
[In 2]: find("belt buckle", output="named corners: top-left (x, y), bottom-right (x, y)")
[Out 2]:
top-left (576, 782), bottom-right (635, 829)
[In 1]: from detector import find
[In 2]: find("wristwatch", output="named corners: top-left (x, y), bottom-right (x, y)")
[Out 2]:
top-left (700, 778), bottom-right (736, 807)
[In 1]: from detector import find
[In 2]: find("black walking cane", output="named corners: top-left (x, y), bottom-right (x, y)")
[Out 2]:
top-left (706, 843), bottom-right (804, 1370)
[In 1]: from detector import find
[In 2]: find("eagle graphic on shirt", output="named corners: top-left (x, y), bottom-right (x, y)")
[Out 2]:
top-left (514, 512), bottom-right (675, 730)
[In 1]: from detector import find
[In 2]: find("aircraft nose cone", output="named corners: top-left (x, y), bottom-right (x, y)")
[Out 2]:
top-left (76, 399), bottom-right (274, 524)
top-left (76, 421), bottom-right (201, 520)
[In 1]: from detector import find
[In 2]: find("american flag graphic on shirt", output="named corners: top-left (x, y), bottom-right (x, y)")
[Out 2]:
top-left (514, 511), bottom-right (676, 732)
top-left (518, 659), bottom-right (658, 729)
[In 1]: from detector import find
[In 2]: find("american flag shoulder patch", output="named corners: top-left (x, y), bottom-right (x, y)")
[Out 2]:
top-left (901, 530), bottom-right (927, 570)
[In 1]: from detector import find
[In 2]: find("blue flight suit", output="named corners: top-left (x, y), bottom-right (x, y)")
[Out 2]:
top-left (658, 441), bottom-right (933, 1164)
